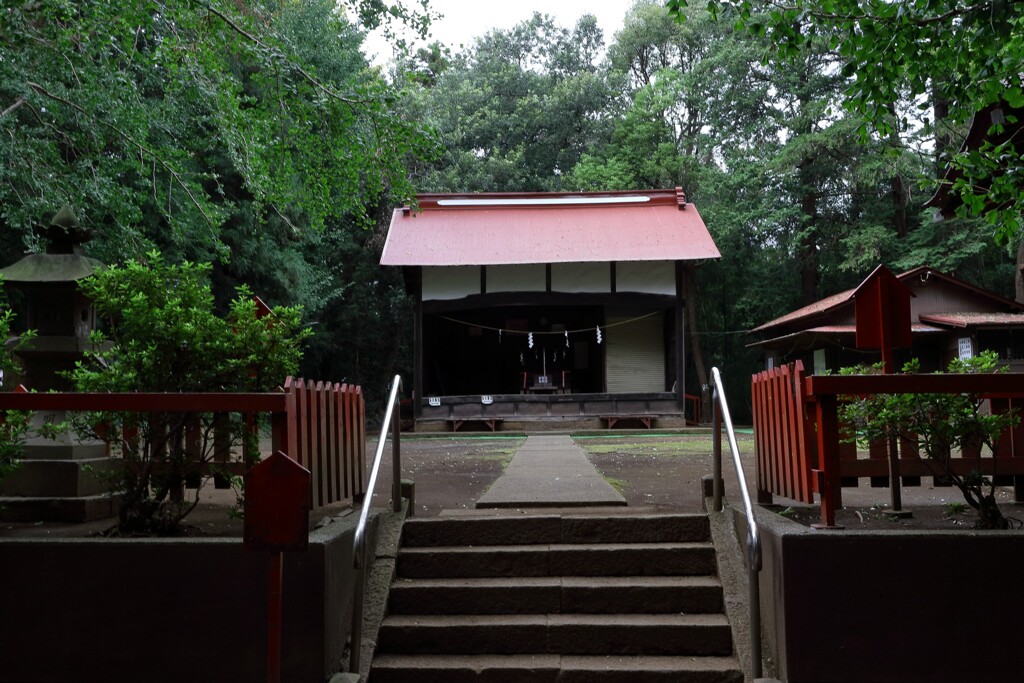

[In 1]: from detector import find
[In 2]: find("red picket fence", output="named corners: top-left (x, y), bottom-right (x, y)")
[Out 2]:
top-left (751, 361), bottom-right (814, 505)
top-left (284, 378), bottom-right (366, 509)
top-left (0, 377), bottom-right (366, 511)
top-left (751, 363), bottom-right (1024, 526)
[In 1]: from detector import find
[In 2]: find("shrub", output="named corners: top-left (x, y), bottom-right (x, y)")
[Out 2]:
top-left (0, 301), bottom-right (32, 486)
top-left (840, 351), bottom-right (1020, 529)
top-left (70, 251), bottom-right (312, 534)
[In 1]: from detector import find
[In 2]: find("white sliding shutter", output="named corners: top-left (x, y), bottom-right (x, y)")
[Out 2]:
top-left (605, 314), bottom-right (665, 392)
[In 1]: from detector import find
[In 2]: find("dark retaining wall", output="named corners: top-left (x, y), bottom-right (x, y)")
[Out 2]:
top-left (742, 507), bottom-right (1024, 683)
top-left (0, 512), bottom-right (379, 683)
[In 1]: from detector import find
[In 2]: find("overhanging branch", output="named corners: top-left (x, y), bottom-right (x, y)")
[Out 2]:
top-left (26, 81), bottom-right (215, 226)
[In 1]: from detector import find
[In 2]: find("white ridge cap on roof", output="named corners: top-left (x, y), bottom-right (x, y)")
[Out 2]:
top-left (436, 196), bottom-right (651, 207)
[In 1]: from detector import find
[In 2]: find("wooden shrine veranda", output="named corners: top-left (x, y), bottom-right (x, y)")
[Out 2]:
top-left (413, 390), bottom-right (702, 432)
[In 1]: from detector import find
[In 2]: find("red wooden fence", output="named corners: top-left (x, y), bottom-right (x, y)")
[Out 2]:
top-left (751, 361), bottom-right (814, 505)
top-left (284, 378), bottom-right (366, 509)
top-left (751, 363), bottom-right (1024, 526)
top-left (0, 377), bottom-right (366, 511)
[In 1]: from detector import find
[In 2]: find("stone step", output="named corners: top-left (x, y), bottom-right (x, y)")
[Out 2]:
top-left (401, 513), bottom-right (710, 548)
top-left (388, 575), bottom-right (724, 615)
top-left (370, 654), bottom-right (743, 683)
top-left (397, 542), bottom-right (718, 579)
top-left (377, 613), bottom-right (734, 656)
top-left (370, 513), bottom-right (741, 681)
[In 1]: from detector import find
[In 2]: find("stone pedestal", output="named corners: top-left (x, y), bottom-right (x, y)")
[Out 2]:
top-left (0, 412), bottom-right (120, 521)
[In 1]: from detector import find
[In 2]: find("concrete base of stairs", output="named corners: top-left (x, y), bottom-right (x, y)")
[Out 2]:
top-left (475, 435), bottom-right (626, 508)
top-left (705, 485), bottom-right (782, 682)
top-left (334, 498), bottom-right (409, 683)
top-left (371, 654), bottom-right (744, 682)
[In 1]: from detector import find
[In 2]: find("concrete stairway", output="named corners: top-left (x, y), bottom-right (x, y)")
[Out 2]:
top-left (370, 512), bottom-right (743, 682)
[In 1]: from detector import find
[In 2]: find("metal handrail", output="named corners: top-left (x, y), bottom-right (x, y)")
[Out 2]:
top-left (350, 374), bottom-right (403, 674)
top-left (710, 366), bottom-right (763, 680)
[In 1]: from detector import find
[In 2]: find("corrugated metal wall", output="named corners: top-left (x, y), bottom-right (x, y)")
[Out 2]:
top-left (605, 314), bottom-right (665, 392)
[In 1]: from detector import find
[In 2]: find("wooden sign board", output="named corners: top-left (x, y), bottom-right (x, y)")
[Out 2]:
top-left (244, 451), bottom-right (311, 552)
top-left (854, 264), bottom-right (913, 350)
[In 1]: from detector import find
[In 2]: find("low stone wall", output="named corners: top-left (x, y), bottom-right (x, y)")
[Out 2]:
top-left (741, 506), bottom-right (1024, 682)
top-left (0, 511), bottom-right (380, 683)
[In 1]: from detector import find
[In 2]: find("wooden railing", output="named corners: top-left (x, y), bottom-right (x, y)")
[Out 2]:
top-left (751, 362), bottom-right (1024, 526)
top-left (0, 377), bottom-right (366, 511)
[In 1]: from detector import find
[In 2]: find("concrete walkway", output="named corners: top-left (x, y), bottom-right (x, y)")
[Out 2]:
top-left (475, 435), bottom-right (627, 508)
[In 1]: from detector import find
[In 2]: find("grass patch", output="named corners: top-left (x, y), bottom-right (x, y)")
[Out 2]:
top-left (479, 447), bottom-right (521, 456)
top-left (474, 448), bottom-right (520, 469)
top-left (578, 437), bottom-right (755, 458)
top-left (479, 454), bottom-right (513, 468)
top-left (603, 476), bottom-right (628, 494)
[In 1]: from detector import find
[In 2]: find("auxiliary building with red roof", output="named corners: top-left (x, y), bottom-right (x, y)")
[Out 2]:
top-left (750, 265), bottom-right (1024, 374)
top-left (380, 188), bottom-right (720, 428)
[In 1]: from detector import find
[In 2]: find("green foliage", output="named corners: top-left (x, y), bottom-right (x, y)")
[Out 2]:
top-left (943, 501), bottom-right (968, 518)
top-left (297, 221), bottom-right (413, 411)
top-left (73, 252), bottom-right (309, 393)
top-left (0, 0), bottom-right (433, 264)
top-left (69, 251), bottom-right (312, 534)
top-left (839, 351), bottom-right (1020, 529)
top-left (401, 12), bottom-right (620, 192)
top-left (668, 0), bottom-right (1024, 245)
top-left (0, 303), bottom-right (32, 484)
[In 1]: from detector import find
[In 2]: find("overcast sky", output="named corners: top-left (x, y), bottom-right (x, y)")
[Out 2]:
top-left (361, 0), bottom-right (637, 66)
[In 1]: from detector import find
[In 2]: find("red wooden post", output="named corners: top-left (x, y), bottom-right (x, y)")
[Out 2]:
top-left (267, 552), bottom-right (283, 683)
top-left (272, 379), bottom-right (296, 460)
top-left (244, 451), bottom-right (311, 683)
top-left (325, 383), bottom-right (335, 502)
top-left (752, 371), bottom-right (769, 499)
top-left (854, 265), bottom-right (914, 512)
top-left (341, 383), bottom-right (352, 499)
top-left (814, 394), bottom-right (843, 528)
top-left (286, 384), bottom-right (298, 462)
top-left (332, 383), bottom-right (342, 503)
top-left (793, 361), bottom-right (814, 502)
top-left (307, 380), bottom-right (322, 508)
top-left (767, 368), bottom-right (782, 496)
top-left (297, 379), bottom-right (312, 491)
top-left (781, 364), bottom-right (798, 500)
top-left (313, 382), bottom-right (325, 505)
top-left (356, 386), bottom-right (366, 495)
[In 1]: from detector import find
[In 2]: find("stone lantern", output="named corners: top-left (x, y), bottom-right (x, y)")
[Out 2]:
top-left (0, 207), bottom-right (115, 521)
top-left (1, 206), bottom-right (103, 390)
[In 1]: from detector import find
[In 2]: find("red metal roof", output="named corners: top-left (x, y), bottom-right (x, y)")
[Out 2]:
top-left (752, 323), bottom-right (945, 348)
top-left (380, 189), bottom-right (720, 266)
top-left (750, 288), bottom-right (856, 333)
top-left (920, 312), bottom-right (1024, 328)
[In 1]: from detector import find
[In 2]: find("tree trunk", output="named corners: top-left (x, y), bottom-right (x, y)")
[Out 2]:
top-left (969, 490), bottom-right (1009, 530)
top-left (684, 265), bottom-right (710, 422)
top-left (932, 81), bottom-right (952, 176)
top-left (1016, 240), bottom-right (1024, 304)
top-left (891, 173), bottom-right (908, 238)
top-left (796, 60), bottom-right (819, 305)
top-left (798, 176), bottom-right (819, 304)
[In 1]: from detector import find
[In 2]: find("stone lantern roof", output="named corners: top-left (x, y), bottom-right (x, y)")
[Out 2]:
top-left (0, 207), bottom-right (103, 283)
